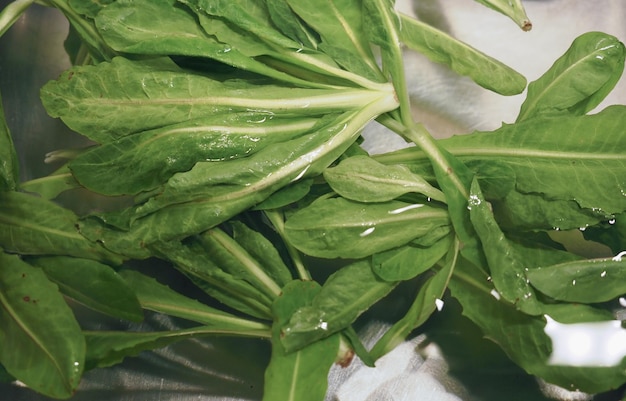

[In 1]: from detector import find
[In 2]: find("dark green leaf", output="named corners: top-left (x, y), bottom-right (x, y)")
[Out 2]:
top-left (184, 0), bottom-right (347, 88)
top-left (96, 0), bottom-right (325, 87)
top-left (185, 0), bottom-right (299, 50)
top-left (78, 102), bottom-right (397, 252)
top-left (399, 106), bottom-right (626, 218)
top-left (372, 232), bottom-right (452, 282)
top-left (449, 260), bottom-right (626, 394)
top-left (263, 280), bottom-right (340, 401)
top-left (85, 323), bottom-right (270, 370)
top-left (197, 227), bottom-right (283, 299)
top-left (280, 260), bottom-right (397, 352)
top-left (69, 114), bottom-right (319, 196)
top-left (584, 212), bottom-right (626, 254)
top-left (41, 56), bottom-right (389, 142)
top-left (29, 256), bottom-right (142, 322)
top-left (494, 190), bottom-right (610, 231)
top-left (0, 252), bottom-right (84, 399)
top-left (465, 159), bottom-right (516, 200)
top-left (526, 255), bottom-right (626, 303)
top-left (517, 32), bottom-right (625, 122)
top-left (0, 92), bottom-right (19, 191)
top-left (469, 178), bottom-right (543, 315)
top-left (284, 197), bottom-right (450, 259)
top-left (266, 0), bottom-right (318, 49)
top-left (252, 178), bottom-right (313, 210)
top-left (69, 0), bottom-right (115, 18)
top-left (46, 0), bottom-right (116, 62)
top-left (323, 155), bottom-right (446, 203)
top-left (0, 363), bottom-right (14, 383)
top-left (286, 0), bottom-right (383, 82)
top-left (150, 239), bottom-right (274, 319)
top-left (0, 191), bottom-right (121, 263)
top-left (397, 13), bottom-right (527, 95)
top-left (230, 221), bottom-right (293, 288)
top-left (370, 238), bottom-right (458, 359)
top-left (119, 269), bottom-right (271, 330)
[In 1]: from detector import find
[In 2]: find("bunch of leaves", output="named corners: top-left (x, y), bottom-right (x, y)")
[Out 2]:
top-left (1, 0), bottom-right (626, 400)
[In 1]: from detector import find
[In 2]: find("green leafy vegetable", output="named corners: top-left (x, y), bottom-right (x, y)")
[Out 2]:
top-left (526, 255), bottom-right (626, 303)
top-left (279, 259), bottom-right (397, 352)
top-left (284, 197), bottom-right (450, 259)
top-left (369, 237), bottom-right (458, 359)
top-left (28, 256), bottom-right (143, 322)
top-left (323, 155), bottom-right (446, 203)
top-left (3, 0), bottom-right (626, 400)
top-left (41, 56), bottom-right (393, 142)
top-left (449, 261), bottom-right (626, 394)
top-left (384, 106), bottom-right (626, 226)
top-left (468, 178), bottom-right (544, 315)
top-left (0, 191), bottom-right (121, 263)
top-left (68, 114), bottom-right (320, 196)
top-left (371, 232), bottom-right (453, 282)
top-left (151, 238), bottom-right (275, 319)
top-left (285, 0), bottom-right (383, 82)
top-left (85, 323), bottom-right (270, 370)
top-left (517, 31), bottom-right (625, 122)
top-left (263, 280), bottom-right (340, 401)
top-left (119, 269), bottom-right (271, 330)
top-left (396, 12), bottom-right (527, 95)
top-left (0, 252), bottom-right (85, 399)
top-left (0, 92), bottom-right (18, 192)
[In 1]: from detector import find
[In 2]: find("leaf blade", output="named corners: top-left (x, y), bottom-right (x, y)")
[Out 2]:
top-left (323, 155), bottom-right (446, 203)
top-left (517, 31), bottom-right (626, 122)
top-left (0, 252), bottom-right (85, 399)
top-left (28, 256), bottom-right (143, 322)
top-left (0, 92), bottom-right (19, 191)
top-left (264, 280), bottom-right (340, 401)
top-left (284, 197), bottom-right (450, 259)
top-left (397, 12), bottom-right (527, 95)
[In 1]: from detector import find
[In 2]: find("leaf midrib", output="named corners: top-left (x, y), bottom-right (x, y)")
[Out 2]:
top-left (452, 147), bottom-right (626, 161)
top-left (0, 290), bottom-right (71, 393)
top-left (519, 44), bottom-right (614, 121)
top-left (0, 214), bottom-right (84, 241)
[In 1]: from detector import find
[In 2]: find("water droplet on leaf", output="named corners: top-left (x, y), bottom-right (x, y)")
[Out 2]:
top-left (359, 227), bottom-right (375, 237)
top-left (388, 204), bottom-right (424, 214)
top-left (612, 251), bottom-right (626, 262)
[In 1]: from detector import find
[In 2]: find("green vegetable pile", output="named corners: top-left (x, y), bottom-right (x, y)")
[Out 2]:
top-left (1, 0), bottom-right (626, 399)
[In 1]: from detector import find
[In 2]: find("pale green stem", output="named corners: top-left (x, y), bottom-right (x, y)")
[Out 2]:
top-left (208, 228), bottom-right (283, 298)
top-left (284, 50), bottom-right (391, 92)
top-left (140, 300), bottom-right (272, 331)
top-left (378, 115), bottom-right (469, 199)
top-left (370, 0), bottom-right (414, 129)
top-left (264, 210), bottom-right (311, 281)
top-left (0, 0), bottom-right (35, 38)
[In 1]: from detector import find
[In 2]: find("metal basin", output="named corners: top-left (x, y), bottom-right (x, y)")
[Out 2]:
top-left (1, 1), bottom-right (625, 400)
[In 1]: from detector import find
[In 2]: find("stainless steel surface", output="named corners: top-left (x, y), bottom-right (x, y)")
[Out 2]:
top-left (1, 1), bottom-right (625, 400)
